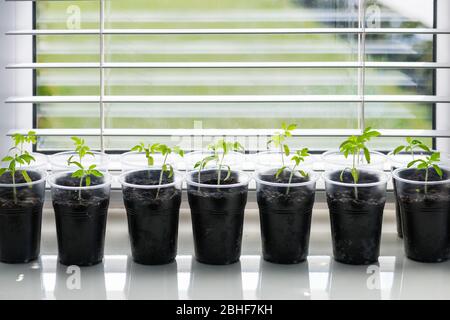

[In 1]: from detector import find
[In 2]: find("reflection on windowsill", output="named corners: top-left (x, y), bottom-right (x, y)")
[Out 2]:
top-left (1, 254), bottom-right (450, 300)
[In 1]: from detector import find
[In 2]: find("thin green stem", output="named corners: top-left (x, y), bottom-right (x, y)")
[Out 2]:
top-left (156, 154), bottom-right (169, 199)
top-left (12, 171), bottom-right (17, 204)
top-left (78, 176), bottom-right (83, 201)
top-left (280, 144), bottom-right (285, 166)
top-left (286, 165), bottom-right (296, 196)
top-left (217, 153), bottom-right (225, 185)
top-left (425, 167), bottom-right (429, 194)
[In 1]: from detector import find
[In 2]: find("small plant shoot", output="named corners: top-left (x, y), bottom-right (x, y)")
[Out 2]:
top-left (339, 127), bottom-right (381, 184)
top-left (275, 148), bottom-right (310, 195)
top-left (393, 137), bottom-right (431, 160)
top-left (194, 139), bottom-right (244, 186)
top-left (130, 142), bottom-right (184, 198)
top-left (407, 151), bottom-right (443, 193)
top-left (0, 131), bottom-right (37, 204)
top-left (68, 137), bottom-right (103, 200)
top-left (267, 123), bottom-right (297, 166)
top-left (338, 128), bottom-right (380, 200)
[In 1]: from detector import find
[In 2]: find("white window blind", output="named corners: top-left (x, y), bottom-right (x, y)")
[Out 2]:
top-left (4, 0), bottom-right (450, 153)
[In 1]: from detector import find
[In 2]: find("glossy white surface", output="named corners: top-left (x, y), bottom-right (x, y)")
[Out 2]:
top-left (1, 204), bottom-right (449, 300)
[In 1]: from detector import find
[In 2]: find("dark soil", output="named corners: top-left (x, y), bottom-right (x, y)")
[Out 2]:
top-left (187, 170), bottom-right (248, 265)
top-left (122, 170), bottom-right (181, 265)
top-left (52, 173), bottom-right (110, 266)
top-left (396, 168), bottom-right (450, 262)
top-left (0, 170), bottom-right (45, 263)
top-left (0, 171), bottom-right (44, 209)
top-left (326, 170), bottom-right (386, 265)
top-left (257, 169), bottom-right (315, 264)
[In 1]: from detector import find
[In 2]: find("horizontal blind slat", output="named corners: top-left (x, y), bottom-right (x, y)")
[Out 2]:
top-left (7, 128), bottom-right (450, 138)
top-left (6, 95), bottom-right (450, 104)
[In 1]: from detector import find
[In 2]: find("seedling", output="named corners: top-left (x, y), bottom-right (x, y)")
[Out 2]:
top-left (267, 123), bottom-right (297, 166)
top-left (393, 137), bottom-right (431, 161)
top-left (0, 131), bottom-right (37, 204)
top-left (130, 142), bottom-right (184, 198)
top-left (339, 127), bottom-right (380, 199)
top-left (407, 151), bottom-right (443, 194)
top-left (275, 148), bottom-right (310, 195)
top-left (67, 137), bottom-right (103, 200)
top-left (194, 139), bottom-right (244, 186)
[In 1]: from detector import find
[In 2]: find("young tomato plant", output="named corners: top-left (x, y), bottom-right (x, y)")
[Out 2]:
top-left (67, 137), bottom-right (103, 200)
top-left (275, 148), bottom-right (310, 195)
top-left (267, 123), bottom-right (296, 166)
top-left (407, 151), bottom-right (443, 194)
top-left (131, 142), bottom-right (184, 198)
top-left (0, 131), bottom-right (37, 204)
top-left (393, 137), bottom-right (431, 161)
top-left (194, 139), bottom-right (244, 186)
top-left (339, 128), bottom-right (380, 199)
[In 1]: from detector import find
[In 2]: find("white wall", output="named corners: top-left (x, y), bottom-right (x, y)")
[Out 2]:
top-left (0, 1), bottom-right (16, 155)
top-left (0, 2), bottom-right (33, 155)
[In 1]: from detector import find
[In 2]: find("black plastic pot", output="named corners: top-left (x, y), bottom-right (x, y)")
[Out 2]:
top-left (393, 167), bottom-right (450, 262)
top-left (119, 169), bottom-right (182, 265)
top-left (324, 169), bottom-right (388, 265)
top-left (187, 169), bottom-right (249, 265)
top-left (255, 169), bottom-right (318, 264)
top-left (0, 170), bottom-right (46, 263)
top-left (49, 171), bottom-right (111, 266)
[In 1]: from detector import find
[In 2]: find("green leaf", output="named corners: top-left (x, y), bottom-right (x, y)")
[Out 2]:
top-left (407, 159), bottom-right (423, 168)
top-left (393, 145), bottom-right (405, 155)
top-left (275, 166), bottom-right (286, 179)
top-left (433, 165), bottom-right (443, 178)
top-left (283, 144), bottom-right (290, 157)
top-left (21, 170), bottom-right (32, 183)
top-left (71, 170), bottom-right (85, 178)
top-left (363, 147), bottom-right (371, 164)
top-left (298, 170), bottom-right (308, 178)
top-left (430, 152), bottom-right (440, 162)
top-left (417, 144), bottom-right (431, 153)
top-left (131, 145), bottom-right (143, 152)
top-left (90, 170), bottom-right (103, 177)
top-left (85, 175), bottom-right (91, 187)
top-left (287, 123), bottom-right (297, 131)
top-left (0, 168), bottom-right (7, 176)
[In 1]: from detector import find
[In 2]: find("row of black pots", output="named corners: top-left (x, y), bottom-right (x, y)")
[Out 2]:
top-left (0, 166), bottom-right (449, 266)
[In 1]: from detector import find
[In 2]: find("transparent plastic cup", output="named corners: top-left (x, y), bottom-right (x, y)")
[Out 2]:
top-left (392, 165), bottom-right (450, 262)
top-left (255, 150), bottom-right (316, 171)
top-left (118, 168), bottom-right (183, 265)
top-left (321, 150), bottom-right (387, 171)
top-left (120, 151), bottom-right (183, 172)
top-left (186, 169), bottom-right (251, 265)
top-left (387, 149), bottom-right (448, 239)
top-left (0, 169), bottom-right (47, 263)
top-left (48, 170), bottom-right (112, 266)
top-left (49, 151), bottom-right (110, 172)
top-left (184, 151), bottom-right (245, 172)
top-left (323, 168), bottom-right (389, 265)
top-left (254, 167), bottom-right (319, 264)
top-left (1, 152), bottom-right (48, 171)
